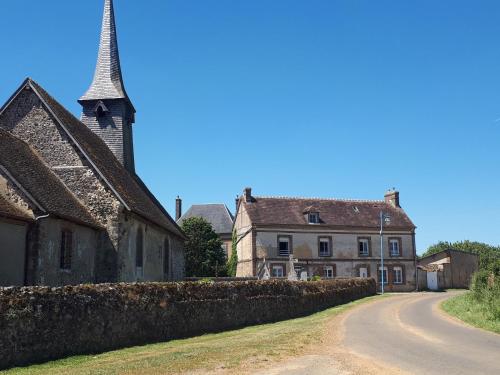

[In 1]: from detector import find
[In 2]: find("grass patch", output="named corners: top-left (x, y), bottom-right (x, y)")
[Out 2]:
top-left (441, 292), bottom-right (500, 334)
top-left (3, 295), bottom-right (383, 375)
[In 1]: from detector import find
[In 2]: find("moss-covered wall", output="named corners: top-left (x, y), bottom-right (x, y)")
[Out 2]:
top-left (0, 278), bottom-right (375, 369)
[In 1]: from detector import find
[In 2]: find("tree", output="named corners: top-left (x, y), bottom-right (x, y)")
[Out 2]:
top-left (181, 217), bottom-right (226, 277)
top-left (226, 229), bottom-right (238, 277)
top-left (422, 240), bottom-right (500, 274)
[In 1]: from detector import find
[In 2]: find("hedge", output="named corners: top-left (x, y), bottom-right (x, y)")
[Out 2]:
top-left (0, 278), bottom-right (376, 369)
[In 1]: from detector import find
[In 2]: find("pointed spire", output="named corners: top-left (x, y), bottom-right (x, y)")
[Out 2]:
top-left (80, 0), bottom-right (129, 102)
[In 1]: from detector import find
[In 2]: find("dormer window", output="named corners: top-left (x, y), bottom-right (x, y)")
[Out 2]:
top-left (308, 212), bottom-right (319, 224)
top-left (93, 100), bottom-right (109, 118)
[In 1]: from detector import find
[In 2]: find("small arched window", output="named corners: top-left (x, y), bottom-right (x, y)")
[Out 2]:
top-left (93, 100), bottom-right (109, 118)
top-left (163, 237), bottom-right (170, 278)
top-left (136, 228), bottom-right (144, 269)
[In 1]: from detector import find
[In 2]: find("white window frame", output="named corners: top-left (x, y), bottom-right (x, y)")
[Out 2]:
top-left (359, 267), bottom-right (368, 278)
top-left (393, 266), bottom-right (403, 284)
top-left (272, 265), bottom-right (284, 278)
top-left (324, 266), bottom-right (334, 279)
top-left (308, 212), bottom-right (319, 224)
top-left (278, 237), bottom-right (290, 257)
top-left (378, 266), bottom-right (388, 284)
top-left (319, 237), bottom-right (330, 256)
top-left (359, 239), bottom-right (369, 256)
top-left (389, 239), bottom-right (400, 256)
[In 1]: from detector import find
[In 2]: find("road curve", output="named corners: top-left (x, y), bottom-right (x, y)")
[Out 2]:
top-left (342, 292), bottom-right (500, 375)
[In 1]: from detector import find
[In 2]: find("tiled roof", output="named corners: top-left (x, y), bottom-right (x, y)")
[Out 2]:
top-left (0, 129), bottom-right (99, 228)
top-left (178, 204), bottom-right (234, 234)
top-left (242, 196), bottom-right (415, 229)
top-left (25, 79), bottom-right (184, 238)
top-left (0, 194), bottom-right (32, 222)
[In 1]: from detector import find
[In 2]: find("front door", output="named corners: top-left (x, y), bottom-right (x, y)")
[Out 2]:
top-left (427, 272), bottom-right (439, 291)
top-left (359, 267), bottom-right (368, 278)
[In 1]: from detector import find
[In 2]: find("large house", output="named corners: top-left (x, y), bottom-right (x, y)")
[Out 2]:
top-left (0, 0), bottom-right (185, 287)
top-left (176, 198), bottom-right (234, 258)
top-left (234, 188), bottom-right (417, 292)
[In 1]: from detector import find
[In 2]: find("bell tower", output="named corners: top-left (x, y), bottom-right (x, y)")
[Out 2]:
top-left (79, 0), bottom-right (136, 173)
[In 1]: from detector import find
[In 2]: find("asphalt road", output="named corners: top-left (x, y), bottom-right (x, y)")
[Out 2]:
top-left (343, 292), bottom-right (500, 374)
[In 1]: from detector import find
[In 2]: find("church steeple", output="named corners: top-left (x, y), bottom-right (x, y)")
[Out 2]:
top-left (79, 0), bottom-right (136, 173)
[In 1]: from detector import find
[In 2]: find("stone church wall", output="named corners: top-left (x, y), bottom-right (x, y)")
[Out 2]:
top-left (30, 218), bottom-right (99, 287)
top-left (0, 278), bottom-right (376, 369)
top-left (118, 214), bottom-right (185, 282)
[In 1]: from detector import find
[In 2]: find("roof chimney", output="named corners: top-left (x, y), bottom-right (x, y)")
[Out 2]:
top-left (384, 189), bottom-right (400, 208)
top-left (175, 196), bottom-right (182, 221)
top-left (235, 195), bottom-right (240, 214)
top-left (244, 187), bottom-right (252, 203)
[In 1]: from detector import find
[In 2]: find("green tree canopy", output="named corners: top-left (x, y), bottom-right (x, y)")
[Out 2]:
top-left (181, 217), bottom-right (226, 277)
top-left (422, 240), bottom-right (500, 274)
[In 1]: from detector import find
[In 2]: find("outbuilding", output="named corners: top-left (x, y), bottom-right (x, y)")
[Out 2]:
top-left (418, 249), bottom-right (479, 290)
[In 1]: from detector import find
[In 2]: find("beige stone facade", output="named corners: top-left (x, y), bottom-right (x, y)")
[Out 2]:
top-left (235, 189), bottom-right (417, 292)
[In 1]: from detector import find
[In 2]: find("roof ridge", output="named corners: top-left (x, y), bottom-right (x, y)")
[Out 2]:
top-left (254, 195), bottom-right (385, 203)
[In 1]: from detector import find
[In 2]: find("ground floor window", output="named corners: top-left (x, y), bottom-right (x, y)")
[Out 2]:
top-left (60, 230), bottom-right (73, 270)
top-left (393, 266), bottom-right (403, 284)
top-left (359, 267), bottom-right (368, 278)
top-left (378, 266), bottom-right (388, 284)
top-left (324, 266), bottom-right (334, 279)
top-left (272, 265), bottom-right (284, 278)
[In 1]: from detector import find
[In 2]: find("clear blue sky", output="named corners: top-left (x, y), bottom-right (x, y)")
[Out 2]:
top-left (1, 0), bottom-right (499, 253)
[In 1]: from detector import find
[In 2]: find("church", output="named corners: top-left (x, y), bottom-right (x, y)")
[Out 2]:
top-left (0, 0), bottom-right (185, 286)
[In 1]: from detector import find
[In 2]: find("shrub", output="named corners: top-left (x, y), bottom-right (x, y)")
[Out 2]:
top-left (471, 270), bottom-right (500, 320)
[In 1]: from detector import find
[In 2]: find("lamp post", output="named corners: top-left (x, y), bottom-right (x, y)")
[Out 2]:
top-left (379, 211), bottom-right (390, 294)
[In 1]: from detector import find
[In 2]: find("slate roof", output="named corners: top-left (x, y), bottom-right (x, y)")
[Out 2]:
top-left (241, 196), bottom-right (415, 229)
top-left (8, 79), bottom-right (184, 238)
top-left (0, 194), bottom-right (32, 222)
top-left (0, 129), bottom-right (99, 228)
top-left (178, 204), bottom-right (234, 234)
top-left (80, 0), bottom-right (130, 104)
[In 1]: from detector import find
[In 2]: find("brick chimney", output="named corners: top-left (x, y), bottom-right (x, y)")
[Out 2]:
top-left (235, 195), bottom-right (240, 214)
top-left (384, 189), bottom-right (400, 208)
top-left (175, 196), bottom-right (182, 221)
top-left (244, 187), bottom-right (252, 203)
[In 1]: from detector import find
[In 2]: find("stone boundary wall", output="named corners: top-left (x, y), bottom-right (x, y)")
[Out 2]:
top-left (0, 278), bottom-right (376, 369)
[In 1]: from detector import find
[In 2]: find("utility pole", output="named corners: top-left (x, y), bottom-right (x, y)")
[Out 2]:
top-left (380, 211), bottom-right (390, 294)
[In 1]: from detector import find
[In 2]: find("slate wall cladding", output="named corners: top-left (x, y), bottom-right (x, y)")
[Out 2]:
top-left (80, 100), bottom-right (134, 170)
top-left (0, 279), bottom-right (375, 370)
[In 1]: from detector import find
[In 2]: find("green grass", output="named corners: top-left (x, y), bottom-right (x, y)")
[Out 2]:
top-left (3, 295), bottom-right (383, 375)
top-left (442, 292), bottom-right (500, 334)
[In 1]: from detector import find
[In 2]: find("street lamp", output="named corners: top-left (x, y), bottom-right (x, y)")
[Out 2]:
top-left (380, 211), bottom-right (391, 294)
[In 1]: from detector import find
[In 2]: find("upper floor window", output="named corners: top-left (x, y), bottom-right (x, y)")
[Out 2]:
top-left (319, 237), bottom-right (331, 256)
top-left (136, 228), bottom-right (144, 271)
top-left (308, 212), bottom-right (320, 224)
top-left (278, 236), bottom-right (291, 257)
top-left (163, 237), bottom-right (170, 277)
top-left (60, 230), bottom-right (73, 270)
top-left (358, 238), bottom-right (370, 256)
top-left (393, 266), bottom-right (403, 284)
top-left (272, 264), bottom-right (284, 278)
top-left (389, 238), bottom-right (401, 256)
